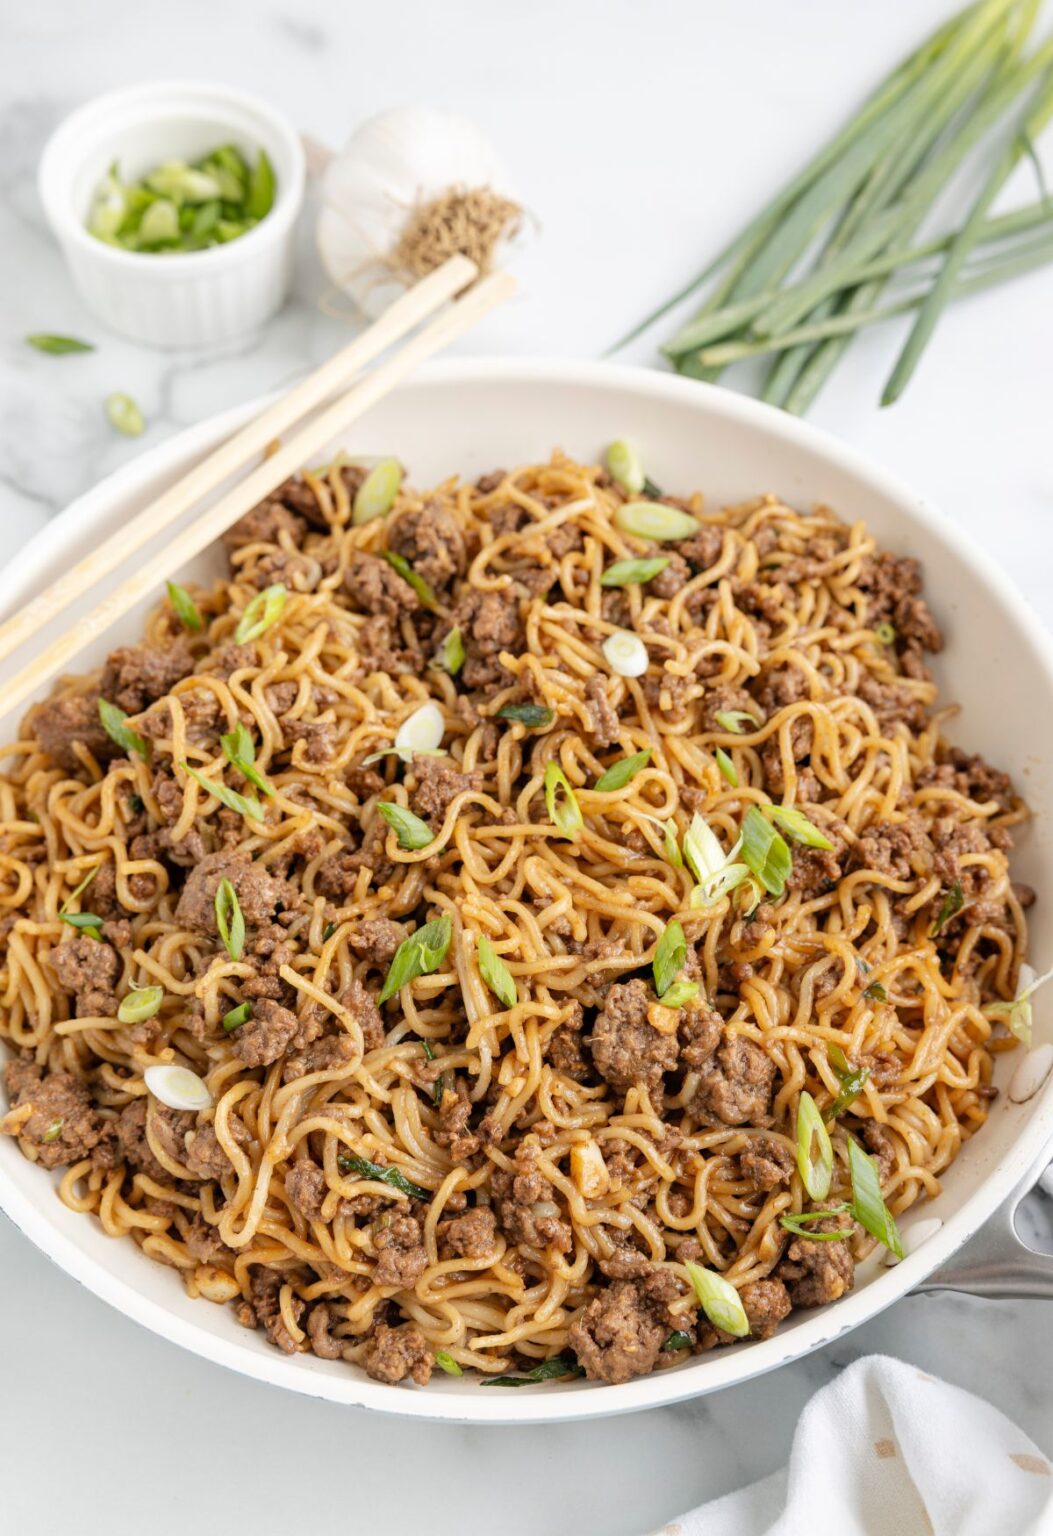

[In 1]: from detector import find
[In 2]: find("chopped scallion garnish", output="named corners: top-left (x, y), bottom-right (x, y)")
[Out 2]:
top-left (684, 1259), bottom-right (749, 1338)
top-left (433, 626), bottom-right (466, 676)
top-left (220, 721), bottom-right (273, 797)
top-left (382, 550), bottom-right (440, 612)
top-left (714, 709), bottom-right (758, 734)
top-left (106, 392), bottom-right (145, 437)
top-left (612, 501), bottom-right (699, 542)
top-left (26, 333), bottom-right (93, 355)
top-left (824, 1044), bottom-right (870, 1121)
top-left (495, 703), bottom-right (554, 729)
top-left (778, 1204), bottom-right (853, 1240)
top-left (117, 985), bottom-right (165, 1024)
top-left (434, 1350), bottom-right (463, 1376)
top-left (60, 864), bottom-right (100, 914)
top-left (222, 1001), bottom-right (252, 1033)
top-left (662, 1330), bottom-right (693, 1352)
top-left (214, 878), bottom-right (245, 962)
top-left (795, 1089), bottom-right (834, 1200)
top-left (166, 580), bottom-right (203, 631)
top-left (376, 800), bottom-right (434, 852)
top-left (715, 747), bottom-right (738, 786)
top-left (59, 911), bottom-right (103, 934)
top-left (234, 583), bottom-right (286, 645)
top-left (653, 919), bottom-right (687, 998)
top-left (766, 805), bottom-right (833, 850)
top-left (658, 978), bottom-right (700, 1009)
top-left (352, 458), bottom-right (403, 524)
top-left (594, 749), bottom-right (651, 792)
top-left (740, 806), bottom-right (792, 896)
top-left (930, 881), bottom-right (964, 937)
top-left (477, 935), bottom-right (518, 1009)
top-left (480, 1353), bottom-right (583, 1387)
top-left (847, 1135), bottom-right (903, 1259)
top-left (98, 698), bottom-right (149, 759)
top-left (605, 439), bottom-right (646, 495)
top-left (378, 915), bottom-right (452, 1005)
top-left (599, 557), bottom-right (671, 589)
top-left (544, 761), bottom-right (584, 840)
top-left (337, 1153), bottom-right (429, 1202)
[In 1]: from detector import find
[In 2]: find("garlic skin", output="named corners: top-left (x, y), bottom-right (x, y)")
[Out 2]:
top-left (317, 107), bottom-right (521, 318)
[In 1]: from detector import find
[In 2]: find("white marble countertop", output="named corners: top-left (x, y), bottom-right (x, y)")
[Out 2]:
top-left (3, 1), bottom-right (1053, 1531)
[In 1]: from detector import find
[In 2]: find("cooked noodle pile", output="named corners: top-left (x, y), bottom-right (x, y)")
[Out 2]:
top-left (0, 453), bottom-right (1031, 1387)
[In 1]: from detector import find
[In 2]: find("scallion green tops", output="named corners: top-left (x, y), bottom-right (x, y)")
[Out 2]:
top-left (88, 144), bottom-right (276, 254)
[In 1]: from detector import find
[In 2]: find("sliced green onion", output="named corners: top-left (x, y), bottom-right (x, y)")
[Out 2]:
top-left (661, 820), bottom-right (684, 868)
top-left (875, 621), bottom-right (897, 645)
top-left (599, 557), bottom-right (671, 588)
top-left (222, 1001), bottom-right (252, 1033)
top-left (395, 701), bottom-right (445, 757)
top-left (684, 1259), bottom-right (749, 1338)
top-left (824, 1044), bottom-right (870, 1121)
top-left (234, 582), bottom-right (286, 644)
top-left (795, 1089), bottom-right (834, 1200)
top-left (716, 747), bottom-right (738, 786)
top-left (337, 1153), bottom-right (429, 1202)
top-left (689, 862), bottom-right (754, 910)
top-left (246, 148), bottom-right (276, 219)
top-left (683, 811), bottom-right (732, 885)
top-left (353, 458), bottom-right (403, 524)
top-left (434, 1350), bottom-right (463, 1376)
top-left (714, 709), bottom-right (759, 734)
top-left (740, 806), bottom-right (792, 897)
top-left (930, 880), bottom-right (964, 937)
top-left (43, 1119), bottom-right (64, 1143)
top-left (663, 1330), bottom-right (693, 1352)
top-left (98, 699), bottom-right (149, 759)
top-left (214, 878), bottom-right (245, 962)
top-left (184, 765), bottom-right (262, 822)
top-left (220, 721), bottom-right (273, 797)
top-left (864, 980), bottom-right (887, 1002)
top-left (26, 333), bottom-right (93, 355)
top-left (382, 550), bottom-right (440, 612)
top-left (778, 1204), bottom-right (853, 1240)
top-left (602, 630), bottom-right (649, 678)
top-left (60, 864), bottom-right (100, 914)
top-left (117, 985), bottom-right (164, 1024)
top-left (139, 197), bottom-right (180, 244)
top-left (146, 162), bottom-right (221, 201)
top-left (544, 761), bottom-right (584, 840)
top-left (378, 915), bottom-right (452, 1004)
top-left (653, 919), bottom-right (687, 997)
top-left (376, 800), bottom-right (434, 852)
top-left (419, 1039), bottom-right (436, 1061)
top-left (106, 392), bottom-right (145, 437)
top-left (59, 911), bottom-right (103, 934)
top-left (612, 501), bottom-right (700, 542)
top-left (166, 581), bottom-right (203, 631)
top-left (847, 1135), bottom-right (903, 1259)
top-left (982, 962), bottom-right (1053, 1047)
top-left (480, 1353), bottom-right (583, 1387)
top-left (322, 921), bottom-right (338, 942)
top-left (433, 626), bottom-right (465, 675)
top-left (478, 935), bottom-right (518, 1009)
top-left (766, 805), bottom-right (834, 850)
top-left (605, 439), bottom-right (646, 495)
top-left (594, 749), bottom-right (651, 792)
top-left (495, 703), bottom-right (554, 729)
top-left (658, 978), bottom-right (701, 1010)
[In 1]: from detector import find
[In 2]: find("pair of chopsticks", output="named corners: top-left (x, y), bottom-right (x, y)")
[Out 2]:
top-left (0, 254), bottom-right (516, 720)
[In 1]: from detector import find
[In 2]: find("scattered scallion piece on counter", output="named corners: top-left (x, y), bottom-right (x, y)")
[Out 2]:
top-left (25, 333), bottom-right (94, 354)
top-left (594, 749), bottom-right (651, 792)
top-left (87, 145), bottom-right (275, 253)
top-left (214, 879), bottom-right (245, 962)
top-left (337, 1153), bottom-right (429, 1202)
top-left (477, 935), bottom-right (518, 1009)
top-left (167, 581), bottom-right (203, 631)
top-left (98, 698), bottom-right (149, 759)
top-left (376, 800), bottom-right (434, 851)
top-left (795, 1089), bottom-right (834, 1200)
top-left (481, 1353), bottom-right (583, 1387)
top-left (105, 392), bottom-right (145, 437)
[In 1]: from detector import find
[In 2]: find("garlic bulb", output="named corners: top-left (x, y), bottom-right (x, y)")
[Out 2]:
top-left (317, 108), bottom-right (524, 318)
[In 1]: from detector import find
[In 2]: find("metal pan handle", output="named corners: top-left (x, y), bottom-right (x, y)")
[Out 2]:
top-left (913, 1156), bottom-right (1053, 1301)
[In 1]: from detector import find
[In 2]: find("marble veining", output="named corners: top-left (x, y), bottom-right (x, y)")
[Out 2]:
top-left (3, 2), bottom-right (1053, 1532)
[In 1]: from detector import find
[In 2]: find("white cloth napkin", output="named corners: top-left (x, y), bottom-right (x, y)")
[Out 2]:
top-left (650, 1355), bottom-right (1052, 1536)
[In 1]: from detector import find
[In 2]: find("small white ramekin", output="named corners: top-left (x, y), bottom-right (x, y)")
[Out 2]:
top-left (38, 81), bottom-right (306, 349)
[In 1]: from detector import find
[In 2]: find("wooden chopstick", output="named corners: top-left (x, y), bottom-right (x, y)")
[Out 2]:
top-left (4, 267), bottom-right (517, 723)
top-left (0, 252), bottom-right (479, 669)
